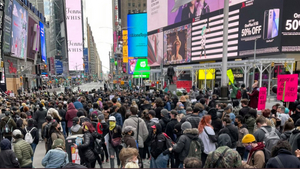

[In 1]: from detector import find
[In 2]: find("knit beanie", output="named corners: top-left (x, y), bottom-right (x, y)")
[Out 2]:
top-left (242, 134), bottom-right (256, 144)
top-left (181, 121), bottom-right (192, 131)
top-left (52, 139), bottom-right (64, 149)
top-left (161, 109), bottom-right (169, 117)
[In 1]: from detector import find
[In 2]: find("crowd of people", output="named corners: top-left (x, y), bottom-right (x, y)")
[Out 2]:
top-left (0, 82), bottom-right (300, 168)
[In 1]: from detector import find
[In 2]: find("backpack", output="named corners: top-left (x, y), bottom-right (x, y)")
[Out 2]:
top-left (96, 122), bottom-right (103, 135)
top-left (187, 139), bottom-right (203, 161)
top-left (42, 121), bottom-right (53, 139)
top-left (261, 127), bottom-right (280, 152)
top-left (25, 127), bottom-right (36, 144)
top-left (236, 90), bottom-right (241, 99)
top-left (3, 117), bottom-right (13, 134)
top-left (163, 133), bottom-right (174, 149)
top-left (252, 148), bottom-right (271, 168)
top-left (92, 131), bottom-right (103, 155)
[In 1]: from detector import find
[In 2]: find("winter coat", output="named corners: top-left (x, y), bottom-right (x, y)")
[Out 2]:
top-left (289, 129), bottom-right (300, 153)
top-left (42, 148), bottom-right (69, 168)
top-left (0, 116), bottom-right (17, 137)
top-left (239, 106), bottom-right (250, 117)
top-left (0, 139), bottom-right (20, 168)
top-left (237, 125), bottom-right (249, 147)
top-left (123, 134), bottom-right (137, 148)
top-left (280, 130), bottom-right (293, 141)
top-left (13, 139), bottom-right (33, 167)
top-left (165, 119), bottom-right (178, 142)
top-left (199, 126), bottom-right (216, 154)
top-left (122, 116), bottom-right (149, 148)
top-left (186, 114), bottom-right (201, 129)
top-left (51, 131), bottom-right (65, 150)
top-left (230, 83), bottom-right (238, 99)
top-left (245, 117), bottom-right (255, 134)
top-left (218, 124), bottom-right (239, 148)
top-left (73, 101), bottom-right (83, 110)
top-left (243, 150), bottom-right (265, 168)
top-left (253, 126), bottom-right (281, 142)
top-left (77, 131), bottom-right (96, 163)
top-left (248, 88), bottom-right (259, 109)
top-left (150, 123), bottom-right (167, 159)
top-left (145, 118), bottom-right (159, 145)
top-left (291, 112), bottom-right (300, 125)
top-left (34, 109), bottom-right (47, 129)
top-left (159, 117), bottom-right (170, 132)
top-left (266, 149), bottom-right (300, 168)
top-left (58, 109), bottom-right (67, 122)
top-left (154, 107), bottom-right (163, 119)
top-left (65, 103), bottom-right (78, 128)
top-left (172, 128), bottom-right (201, 162)
top-left (71, 124), bottom-right (83, 135)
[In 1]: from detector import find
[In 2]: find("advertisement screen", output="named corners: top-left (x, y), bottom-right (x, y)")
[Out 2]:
top-left (281, 0), bottom-right (300, 52)
top-left (129, 59), bottom-right (150, 78)
top-left (148, 32), bottom-right (163, 67)
top-left (147, 0), bottom-right (168, 31)
top-left (191, 7), bottom-right (240, 61)
top-left (83, 48), bottom-right (89, 73)
top-left (11, 0), bottom-right (28, 59)
top-left (127, 13), bottom-right (147, 57)
top-left (238, 0), bottom-right (283, 56)
top-left (163, 24), bottom-right (192, 65)
top-left (27, 17), bottom-right (40, 60)
top-left (122, 30), bottom-right (128, 63)
top-left (66, 0), bottom-right (84, 71)
top-left (40, 22), bottom-right (47, 64)
top-left (168, 0), bottom-right (247, 25)
top-left (3, 0), bottom-right (13, 53)
top-left (55, 59), bottom-right (63, 74)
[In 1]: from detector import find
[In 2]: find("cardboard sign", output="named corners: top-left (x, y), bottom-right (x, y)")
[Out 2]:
top-left (257, 87), bottom-right (267, 110)
top-left (71, 147), bottom-right (80, 164)
top-left (277, 74), bottom-right (298, 102)
top-left (227, 69), bottom-right (234, 83)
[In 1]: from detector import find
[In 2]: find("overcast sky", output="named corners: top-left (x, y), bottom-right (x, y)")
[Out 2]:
top-left (86, 0), bottom-right (113, 73)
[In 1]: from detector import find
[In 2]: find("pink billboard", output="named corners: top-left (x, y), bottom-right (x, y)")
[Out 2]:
top-left (66, 0), bottom-right (84, 71)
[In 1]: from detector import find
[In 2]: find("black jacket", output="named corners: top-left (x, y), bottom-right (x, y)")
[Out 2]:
top-left (239, 106), bottom-right (250, 117)
top-left (0, 150), bottom-right (20, 168)
top-left (34, 109), bottom-right (47, 129)
top-left (172, 128), bottom-right (202, 162)
top-left (58, 109), bottom-right (67, 122)
top-left (291, 112), bottom-right (300, 125)
top-left (77, 131), bottom-right (95, 163)
top-left (186, 114), bottom-right (201, 129)
top-left (266, 149), bottom-right (300, 168)
top-left (155, 107), bottom-right (163, 119)
top-left (165, 119), bottom-right (178, 142)
top-left (159, 117), bottom-right (170, 132)
top-left (218, 124), bottom-right (239, 148)
top-left (150, 123), bottom-right (167, 159)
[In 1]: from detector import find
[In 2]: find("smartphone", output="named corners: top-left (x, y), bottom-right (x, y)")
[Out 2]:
top-left (263, 9), bottom-right (280, 40)
top-left (271, 9), bottom-right (280, 38)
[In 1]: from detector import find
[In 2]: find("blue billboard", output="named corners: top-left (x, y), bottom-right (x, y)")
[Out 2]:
top-left (55, 59), bottom-right (63, 74)
top-left (40, 21), bottom-right (47, 64)
top-left (127, 13), bottom-right (147, 57)
top-left (83, 48), bottom-right (89, 73)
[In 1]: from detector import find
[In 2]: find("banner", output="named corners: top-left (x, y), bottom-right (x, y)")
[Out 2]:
top-left (277, 74), bottom-right (298, 102)
top-left (227, 69), bottom-right (234, 84)
top-left (257, 87), bottom-right (267, 110)
top-left (122, 30), bottom-right (128, 63)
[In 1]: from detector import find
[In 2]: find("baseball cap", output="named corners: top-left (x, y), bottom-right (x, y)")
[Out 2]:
top-left (151, 125), bottom-right (156, 129)
top-left (91, 113), bottom-right (98, 121)
top-left (149, 110), bottom-right (156, 117)
top-left (12, 129), bottom-right (22, 137)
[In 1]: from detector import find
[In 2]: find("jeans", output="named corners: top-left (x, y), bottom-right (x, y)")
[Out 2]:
top-left (150, 153), bottom-right (169, 168)
top-left (31, 143), bottom-right (37, 161)
top-left (179, 162), bottom-right (183, 168)
top-left (61, 121), bottom-right (67, 137)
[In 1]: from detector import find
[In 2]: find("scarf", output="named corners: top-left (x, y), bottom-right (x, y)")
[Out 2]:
top-left (109, 121), bottom-right (116, 131)
top-left (247, 142), bottom-right (265, 164)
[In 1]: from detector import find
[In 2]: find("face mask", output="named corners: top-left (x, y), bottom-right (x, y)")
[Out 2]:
top-left (131, 131), bottom-right (135, 136)
top-left (109, 121), bottom-right (116, 131)
top-left (134, 159), bottom-right (139, 164)
top-left (245, 144), bottom-right (252, 151)
top-left (58, 127), bottom-right (62, 131)
top-left (234, 122), bottom-right (238, 126)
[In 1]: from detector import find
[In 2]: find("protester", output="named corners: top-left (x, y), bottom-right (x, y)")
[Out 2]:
top-left (107, 116), bottom-right (122, 168)
top-left (34, 103), bottom-right (47, 139)
top-left (183, 157), bottom-right (202, 168)
top-left (70, 117), bottom-right (83, 135)
top-left (24, 118), bottom-right (39, 160)
top-left (119, 147), bottom-right (139, 168)
top-left (248, 82), bottom-right (259, 109)
top-left (66, 102), bottom-right (78, 135)
top-left (219, 116), bottom-right (239, 149)
top-left (235, 115), bottom-right (249, 158)
top-left (0, 139), bottom-right (20, 168)
top-left (241, 134), bottom-right (265, 168)
top-left (42, 139), bottom-right (69, 168)
top-left (0, 111), bottom-right (17, 141)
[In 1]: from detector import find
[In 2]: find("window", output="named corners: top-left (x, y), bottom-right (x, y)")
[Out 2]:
top-left (128, 10), bottom-right (131, 14)
top-left (138, 3), bottom-right (141, 7)
top-left (128, 3), bottom-right (131, 6)
top-left (143, 3), bottom-right (146, 7)
top-left (132, 3), bottom-right (135, 7)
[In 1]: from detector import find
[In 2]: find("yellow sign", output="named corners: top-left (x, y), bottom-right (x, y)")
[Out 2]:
top-left (121, 81), bottom-right (124, 85)
top-left (122, 30), bottom-right (128, 63)
top-left (227, 69), bottom-right (234, 83)
top-left (198, 69), bottom-right (215, 80)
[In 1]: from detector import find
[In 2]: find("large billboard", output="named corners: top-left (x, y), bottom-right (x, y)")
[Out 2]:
top-left (238, 0), bottom-right (283, 56)
top-left (147, 0), bottom-right (168, 32)
top-left (148, 32), bottom-right (163, 67)
top-left (66, 0), bottom-right (84, 71)
top-left (164, 24), bottom-right (192, 65)
top-left (127, 13), bottom-right (147, 57)
top-left (55, 59), bottom-right (63, 74)
top-left (122, 30), bottom-right (128, 63)
top-left (281, 0), bottom-right (300, 52)
top-left (11, 0), bottom-right (28, 59)
top-left (27, 17), bottom-right (40, 60)
top-left (40, 22), bottom-right (47, 64)
top-left (3, 0), bottom-right (13, 53)
top-left (83, 48), bottom-right (89, 73)
top-left (129, 59), bottom-right (150, 78)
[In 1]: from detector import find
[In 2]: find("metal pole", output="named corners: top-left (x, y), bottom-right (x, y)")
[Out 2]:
top-left (252, 39), bottom-right (257, 88)
top-left (268, 65), bottom-right (271, 103)
top-left (204, 69), bottom-right (207, 90)
top-left (244, 65), bottom-right (247, 86)
top-left (220, 0), bottom-right (229, 98)
top-left (259, 63), bottom-right (263, 87)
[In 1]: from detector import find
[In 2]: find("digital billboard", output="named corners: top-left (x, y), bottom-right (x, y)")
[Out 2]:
top-left (147, 0), bottom-right (168, 32)
top-left (83, 48), bottom-right (89, 73)
top-left (3, 0), bottom-right (13, 53)
top-left (66, 0), bottom-right (84, 71)
top-left (55, 59), bottom-right (63, 74)
top-left (238, 0), bottom-right (283, 56)
top-left (148, 32), bottom-right (163, 67)
top-left (163, 24), bottom-right (192, 65)
top-left (281, 0), bottom-right (300, 52)
top-left (11, 0), bottom-right (28, 59)
top-left (168, 0), bottom-right (247, 25)
top-left (127, 13), bottom-right (147, 57)
top-left (129, 59), bottom-right (150, 78)
top-left (27, 17), bottom-right (40, 60)
top-left (122, 30), bottom-right (128, 63)
top-left (40, 22), bottom-right (47, 64)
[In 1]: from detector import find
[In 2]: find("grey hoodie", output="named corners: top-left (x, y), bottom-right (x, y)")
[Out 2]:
top-left (71, 124), bottom-right (81, 133)
top-left (150, 118), bottom-right (159, 124)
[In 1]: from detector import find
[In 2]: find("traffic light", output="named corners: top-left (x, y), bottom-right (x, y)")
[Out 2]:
top-left (20, 76), bottom-right (23, 80)
top-left (44, 64), bottom-right (47, 69)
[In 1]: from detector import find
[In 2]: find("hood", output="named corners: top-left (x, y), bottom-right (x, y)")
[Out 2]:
top-left (245, 117), bottom-right (255, 123)
top-left (150, 118), bottom-right (159, 124)
top-left (218, 134), bottom-right (232, 147)
top-left (71, 124), bottom-right (81, 132)
top-left (292, 128), bottom-right (300, 135)
top-left (68, 103), bottom-right (75, 110)
top-left (283, 130), bottom-right (293, 137)
top-left (278, 149), bottom-right (293, 155)
top-left (208, 108), bottom-right (218, 120)
top-left (183, 128), bottom-right (199, 140)
top-left (0, 139), bottom-right (11, 150)
top-left (162, 116), bottom-right (171, 124)
top-left (155, 123), bottom-right (162, 134)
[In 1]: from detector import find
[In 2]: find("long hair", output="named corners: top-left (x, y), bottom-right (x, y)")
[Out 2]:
top-left (47, 108), bottom-right (62, 121)
top-left (198, 115), bottom-right (213, 134)
top-left (82, 122), bottom-right (95, 133)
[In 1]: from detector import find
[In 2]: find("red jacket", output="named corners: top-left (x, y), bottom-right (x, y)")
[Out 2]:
top-left (65, 103), bottom-right (78, 128)
top-left (249, 88), bottom-right (259, 109)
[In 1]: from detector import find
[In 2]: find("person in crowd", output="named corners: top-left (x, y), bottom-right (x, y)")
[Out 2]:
top-left (122, 126), bottom-right (137, 148)
top-left (241, 134), bottom-right (265, 168)
top-left (1, 111), bottom-right (17, 141)
top-left (254, 115), bottom-right (280, 143)
top-left (0, 139), bottom-right (20, 168)
top-left (34, 103), bottom-right (47, 139)
top-left (119, 147), bottom-right (139, 168)
top-left (145, 110), bottom-right (159, 159)
top-left (70, 117), bottom-right (83, 135)
top-left (241, 84), bottom-right (248, 99)
top-left (73, 122), bottom-right (96, 168)
top-left (204, 134), bottom-right (242, 168)
top-left (47, 108), bottom-right (62, 123)
top-left (219, 115), bottom-right (239, 149)
top-left (266, 140), bottom-right (300, 168)
top-left (150, 123), bottom-right (169, 168)
top-left (16, 112), bottom-right (27, 131)
top-left (291, 104), bottom-right (300, 124)
top-left (245, 109), bottom-right (256, 134)
top-left (183, 157), bottom-right (202, 168)
top-left (186, 107), bottom-right (202, 128)
top-left (65, 102), bottom-right (78, 135)
top-left (280, 118), bottom-right (294, 141)
top-left (73, 97), bottom-right (83, 109)
top-left (42, 139), bottom-right (69, 168)
top-left (239, 99), bottom-right (250, 117)
top-left (24, 118), bottom-right (39, 160)
top-left (289, 119), bottom-right (300, 153)
top-left (57, 103), bottom-right (67, 137)
top-left (223, 106), bottom-right (235, 124)
top-left (235, 115), bottom-right (249, 159)
top-left (48, 120), bottom-right (65, 151)
top-left (164, 95), bottom-right (172, 111)
top-left (247, 82), bottom-right (259, 109)
top-left (216, 103), bottom-right (226, 119)
top-left (109, 106), bottom-right (123, 127)
top-left (107, 116), bottom-right (122, 168)
top-left (154, 98), bottom-right (164, 119)
top-left (198, 115), bottom-right (216, 165)
top-left (98, 114), bottom-right (109, 163)
top-left (208, 108), bottom-right (222, 135)
top-left (166, 110), bottom-right (179, 142)
top-left (159, 109), bottom-right (170, 132)
top-left (277, 106), bottom-right (290, 132)
top-left (12, 129), bottom-right (33, 168)
top-left (181, 107), bottom-right (193, 122)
